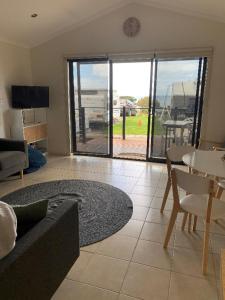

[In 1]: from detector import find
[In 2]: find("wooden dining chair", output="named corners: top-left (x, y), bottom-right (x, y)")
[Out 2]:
top-left (216, 180), bottom-right (225, 199)
top-left (163, 168), bottom-right (225, 274)
top-left (213, 146), bottom-right (225, 199)
top-left (160, 144), bottom-right (195, 215)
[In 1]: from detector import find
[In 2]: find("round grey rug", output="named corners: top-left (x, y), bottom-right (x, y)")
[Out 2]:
top-left (1, 180), bottom-right (133, 247)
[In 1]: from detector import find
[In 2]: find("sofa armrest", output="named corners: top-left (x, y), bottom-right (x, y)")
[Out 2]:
top-left (0, 200), bottom-right (80, 300)
top-left (0, 138), bottom-right (27, 152)
top-left (0, 138), bottom-right (29, 168)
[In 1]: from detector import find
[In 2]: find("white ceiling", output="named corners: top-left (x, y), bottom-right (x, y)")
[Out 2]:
top-left (1, 0), bottom-right (225, 48)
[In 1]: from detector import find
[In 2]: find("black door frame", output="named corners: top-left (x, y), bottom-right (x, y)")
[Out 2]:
top-left (68, 56), bottom-right (208, 162)
top-left (68, 58), bottom-right (113, 158)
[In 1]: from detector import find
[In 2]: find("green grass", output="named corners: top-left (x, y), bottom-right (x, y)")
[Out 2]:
top-left (113, 114), bottom-right (164, 135)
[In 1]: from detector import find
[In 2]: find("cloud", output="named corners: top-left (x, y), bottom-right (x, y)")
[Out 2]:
top-left (73, 60), bottom-right (200, 99)
top-left (92, 64), bottom-right (109, 77)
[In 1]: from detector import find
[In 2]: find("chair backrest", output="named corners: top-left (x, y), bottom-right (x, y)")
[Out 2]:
top-left (167, 145), bottom-right (195, 163)
top-left (171, 168), bottom-right (213, 195)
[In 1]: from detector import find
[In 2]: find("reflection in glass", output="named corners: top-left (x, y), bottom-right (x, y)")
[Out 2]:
top-left (150, 59), bottom-right (200, 158)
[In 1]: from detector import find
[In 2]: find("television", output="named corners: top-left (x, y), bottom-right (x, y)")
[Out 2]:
top-left (11, 86), bottom-right (49, 108)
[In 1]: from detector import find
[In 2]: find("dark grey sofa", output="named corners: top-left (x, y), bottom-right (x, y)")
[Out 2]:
top-left (0, 200), bottom-right (80, 300)
top-left (0, 138), bottom-right (29, 180)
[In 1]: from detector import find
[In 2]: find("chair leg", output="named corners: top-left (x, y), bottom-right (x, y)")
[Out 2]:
top-left (188, 214), bottom-right (192, 233)
top-left (163, 207), bottom-right (178, 248)
top-left (193, 216), bottom-right (198, 231)
top-left (160, 179), bottom-right (171, 213)
top-left (20, 170), bottom-right (23, 179)
top-left (181, 212), bottom-right (188, 231)
top-left (202, 221), bottom-right (210, 275)
top-left (215, 186), bottom-right (223, 199)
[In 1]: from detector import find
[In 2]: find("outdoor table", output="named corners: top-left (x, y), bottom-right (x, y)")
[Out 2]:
top-left (163, 120), bottom-right (193, 153)
top-left (182, 149), bottom-right (225, 179)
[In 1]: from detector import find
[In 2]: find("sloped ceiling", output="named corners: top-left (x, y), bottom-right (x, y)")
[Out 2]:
top-left (1, 0), bottom-right (225, 48)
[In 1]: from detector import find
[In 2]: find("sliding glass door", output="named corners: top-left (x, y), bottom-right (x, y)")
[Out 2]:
top-left (69, 55), bottom-right (207, 161)
top-left (149, 58), bottom-right (207, 160)
top-left (69, 59), bottom-right (111, 156)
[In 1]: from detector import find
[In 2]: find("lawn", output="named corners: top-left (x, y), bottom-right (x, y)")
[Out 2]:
top-left (113, 114), bottom-right (164, 135)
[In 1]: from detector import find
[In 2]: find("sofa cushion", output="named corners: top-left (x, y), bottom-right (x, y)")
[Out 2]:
top-left (0, 151), bottom-right (26, 171)
top-left (12, 199), bottom-right (49, 238)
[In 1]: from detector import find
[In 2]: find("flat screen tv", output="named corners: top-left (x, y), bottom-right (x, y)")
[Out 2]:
top-left (12, 85), bottom-right (49, 108)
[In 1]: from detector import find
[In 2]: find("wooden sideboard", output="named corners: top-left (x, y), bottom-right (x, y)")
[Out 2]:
top-left (24, 123), bottom-right (47, 144)
top-left (11, 108), bottom-right (48, 153)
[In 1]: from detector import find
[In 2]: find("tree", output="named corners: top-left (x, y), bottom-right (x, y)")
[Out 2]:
top-left (137, 97), bottom-right (161, 108)
top-left (120, 96), bottom-right (137, 103)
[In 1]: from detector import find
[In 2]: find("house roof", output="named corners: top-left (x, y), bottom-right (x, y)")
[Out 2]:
top-left (1, 0), bottom-right (225, 48)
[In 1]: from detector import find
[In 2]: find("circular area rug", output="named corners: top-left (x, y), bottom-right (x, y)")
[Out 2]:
top-left (1, 180), bottom-right (133, 247)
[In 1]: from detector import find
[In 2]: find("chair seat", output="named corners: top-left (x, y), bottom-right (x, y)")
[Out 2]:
top-left (180, 194), bottom-right (225, 220)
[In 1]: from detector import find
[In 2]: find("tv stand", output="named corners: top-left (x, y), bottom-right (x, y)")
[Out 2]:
top-left (11, 108), bottom-right (48, 154)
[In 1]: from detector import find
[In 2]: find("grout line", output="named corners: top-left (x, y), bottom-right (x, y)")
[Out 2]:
top-left (65, 278), bottom-right (120, 296)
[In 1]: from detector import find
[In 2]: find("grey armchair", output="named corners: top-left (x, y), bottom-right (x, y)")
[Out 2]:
top-left (0, 138), bottom-right (29, 180)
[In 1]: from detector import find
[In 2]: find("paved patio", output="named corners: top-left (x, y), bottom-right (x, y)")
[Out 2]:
top-left (76, 131), bottom-right (167, 160)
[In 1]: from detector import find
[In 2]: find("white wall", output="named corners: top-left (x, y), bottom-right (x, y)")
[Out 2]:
top-left (31, 3), bottom-right (225, 155)
top-left (0, 41), bottom-right (32, 138)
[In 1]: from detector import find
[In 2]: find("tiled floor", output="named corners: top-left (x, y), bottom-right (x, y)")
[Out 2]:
top-left (1, 155), bottom-right (224, 300)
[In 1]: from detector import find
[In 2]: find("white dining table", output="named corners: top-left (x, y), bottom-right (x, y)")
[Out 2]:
top-left (183, 149), bottom-right (225, 179)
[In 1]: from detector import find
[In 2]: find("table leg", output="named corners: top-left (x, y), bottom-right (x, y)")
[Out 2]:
top-left (165, 127), bottom-right (168, 155)
top-left (180, 127), bottom-right (184, 145)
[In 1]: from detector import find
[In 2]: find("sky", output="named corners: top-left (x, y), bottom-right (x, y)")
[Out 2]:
top-left (73, 60), bottom-right (199, 102)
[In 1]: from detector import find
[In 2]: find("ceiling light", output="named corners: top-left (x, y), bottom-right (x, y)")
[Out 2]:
top-left (31, 13), bottom-right (38, 18)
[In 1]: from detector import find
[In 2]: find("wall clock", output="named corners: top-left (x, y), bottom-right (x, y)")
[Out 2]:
top-left (123, 17), bottom-right (141, 37)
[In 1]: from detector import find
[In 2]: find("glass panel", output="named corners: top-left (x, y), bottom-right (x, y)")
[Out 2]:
top-left (73, 61), bottom-right (110, 155)
top-left (112, 62), bottom-right (151, 160)
top-left (150, 59), bottom-right (200, 159)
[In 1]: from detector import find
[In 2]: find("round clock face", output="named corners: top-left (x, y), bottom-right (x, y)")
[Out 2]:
top-left (123, 17), bottom-right (141, 37)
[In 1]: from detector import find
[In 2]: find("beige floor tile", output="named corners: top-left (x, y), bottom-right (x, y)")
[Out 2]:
top-left (155, 188), bottom-right (173, 199)
top-left (136, 177), bottom-right (159, 187)
top-left (80, 254), bottom-right (129, 292)
top-left (121, 262), bottom-right (170, 300)
top-left (81, 241), bottom-right (101, 253)
top-left (96, 235), bottom-right (137, 260)
top-left (168, 272), bottom-right (218, 300)
top-left (129, 193), bottom-right (152, 207)
top-left (111, 183), bottom-right (135, 193)
top-left (131, 185), bottom-right (156, 196)
top-left (131, 206), bottom-right (149, 221)
top-left (209, 221), bottom-right (225, 235)
top-left (217, 280), bottom-right (222, 300)
top-left (140, 222), bottom-right (174, 246)
top-left (211, 233), bottom-right (225, 254)
top-left (174, 230), bottom-right (205, 251)
top-left (117, 220), bottom-right (144, 238)
top-left (213, 253), bottom-right (221, 280)
top-left (132, 239), bottom-right (172, 270)
top-left (118, 294), bottom-right (140, 300)
top-left (67, 251), bottom-right (93, 281)
top-left (52, 279), bottom-right (118, 300)
top-left (150, 197), bottom-right (173, 210)
top-left (0, 177), bottom-right (36, 197)
top-left (146, 208), bottom-right (171, 225)
top-left (172, 246), bottom-right (215, 278)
